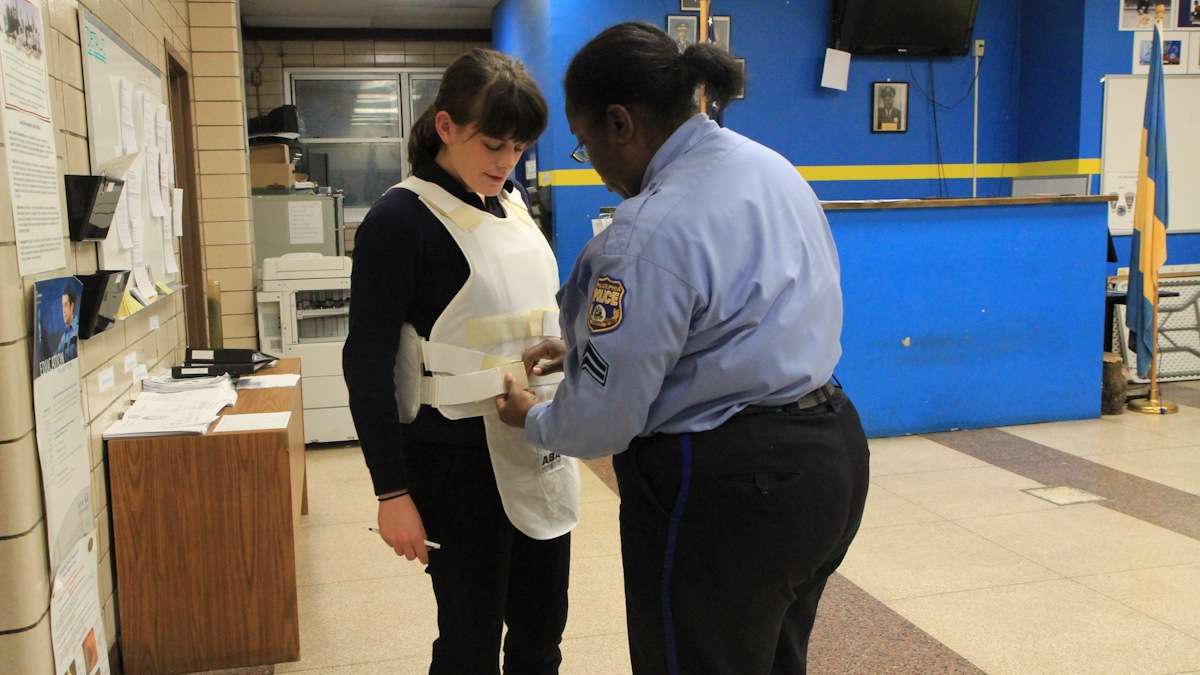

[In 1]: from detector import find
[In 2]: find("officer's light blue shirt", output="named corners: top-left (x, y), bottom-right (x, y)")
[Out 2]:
top-left (526, 114), bottom-right (843, 458)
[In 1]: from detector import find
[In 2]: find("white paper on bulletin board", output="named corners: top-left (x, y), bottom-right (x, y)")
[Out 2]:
top-left (288, 200), bottom-right (325, 244)
top-left (79, 9), bottom-right (177, 285)
top-left (2, 0), bottom-right (66, 276)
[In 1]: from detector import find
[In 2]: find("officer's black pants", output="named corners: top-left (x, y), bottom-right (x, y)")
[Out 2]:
top-left (407, 442), bottom-right (571, 675)
top-left (613, 390), bottom-right (870, 675)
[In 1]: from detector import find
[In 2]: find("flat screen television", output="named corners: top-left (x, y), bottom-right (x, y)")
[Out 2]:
top-left (833, 0), bottom-right (980, 57)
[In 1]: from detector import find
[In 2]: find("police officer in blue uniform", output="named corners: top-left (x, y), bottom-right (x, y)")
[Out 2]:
top-left (496, 22), bottom-right (870, 675)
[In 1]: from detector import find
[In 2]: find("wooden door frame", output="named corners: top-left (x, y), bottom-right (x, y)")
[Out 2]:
top-left (165, 42), bottom-right (208, 347)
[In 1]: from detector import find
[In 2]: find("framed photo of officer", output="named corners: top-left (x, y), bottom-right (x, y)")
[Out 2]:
top-left (667, 15), bottom-right (698, 53)
top-left (710, 15), bottom-right (732, 53)
top-left (871, 81), bottom-right (908, 133)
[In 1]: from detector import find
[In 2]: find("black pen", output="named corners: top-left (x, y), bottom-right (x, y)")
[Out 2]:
top-left (367, 527), bottom-right (442, 550)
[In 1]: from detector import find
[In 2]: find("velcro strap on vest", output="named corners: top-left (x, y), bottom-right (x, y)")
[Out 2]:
top-left (421, 341), bottom-right (515, 375)
top-left (419, 369), bottom-right (564, 411)
top-left (529, 372), bottom-right (565, 388)
top-left (464, 309), bottom-right (560, 349)
top-left (446, 205), bottom-right (486, 231)
top-left (420, 362), bottom-right (529, 407)
top-left (414, 182), bottom-right (530, 234)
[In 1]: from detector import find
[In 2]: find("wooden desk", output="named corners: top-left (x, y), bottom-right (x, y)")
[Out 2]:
top-left (107, 359), bottom-right (307, 674)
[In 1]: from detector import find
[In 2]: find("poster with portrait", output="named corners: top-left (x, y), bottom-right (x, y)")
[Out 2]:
top-left (1, 0), bottom-right (66, 276)
top-left (667, 15), bottom-right (697, 53)
top-left (872, 81), bottom-right (908, 133)
top-left (32, 276), bottom-right (92, 577)
top-left (1120, 0), bottom-right (1177, 30)
top-left (1131, 31), bottom-right (1190, 73)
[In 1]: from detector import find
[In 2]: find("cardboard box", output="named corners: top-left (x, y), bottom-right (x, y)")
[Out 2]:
top-left (250, 143), bottom-right (295, 188)
top-left (251, 162), bottom-right (294, 189)
top-left (249, 143), bottom-right (290, 164)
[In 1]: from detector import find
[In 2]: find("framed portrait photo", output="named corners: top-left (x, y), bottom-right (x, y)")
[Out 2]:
top-left (680, 0), bottom-right (701, 11)
top-left (734, 58), bottom-right (746, 99)
top-left (710, 15), bottom-right (732, 53)
top-left (667, 15), bottom-right (698, 53)
top-left (872, 81), bottom-right (908, 133)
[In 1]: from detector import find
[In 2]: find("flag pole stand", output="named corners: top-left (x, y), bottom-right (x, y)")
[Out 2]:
top-left (1128, 285), bottom-right (1178, 415)
top-left (1128, 3), bottom-right (1177, 416)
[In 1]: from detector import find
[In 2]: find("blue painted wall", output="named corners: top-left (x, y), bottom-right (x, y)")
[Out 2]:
top-left (494, 0), bottom-right (1032, 275)
top-left (1017, 0), bottom-right (1085, 163)
top-left (494, 0), bottom-right (1200, 273)
top-left (491, 0), bottom-right (553, 159)
top-left (831, 203), bottom-right (1109, 435)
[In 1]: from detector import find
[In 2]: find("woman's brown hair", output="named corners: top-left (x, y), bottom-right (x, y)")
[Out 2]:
top-left (408, 48), bottom-right (548, 168)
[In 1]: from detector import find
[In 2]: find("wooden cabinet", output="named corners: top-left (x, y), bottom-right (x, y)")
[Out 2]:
top-left (107, 359), bottom-right (307, 674)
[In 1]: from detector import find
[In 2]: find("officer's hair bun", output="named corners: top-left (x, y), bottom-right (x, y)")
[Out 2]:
top-left (679, 43), bottom-right (743, 110)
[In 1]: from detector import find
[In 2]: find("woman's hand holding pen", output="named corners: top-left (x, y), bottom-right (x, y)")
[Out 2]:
top-left (377, 495), bottom-right (429, 564)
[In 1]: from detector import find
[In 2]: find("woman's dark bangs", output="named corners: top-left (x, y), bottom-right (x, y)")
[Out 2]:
top-left (475, 77), bottom-right (547, 145)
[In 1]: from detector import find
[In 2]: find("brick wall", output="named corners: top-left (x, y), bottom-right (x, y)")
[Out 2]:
top-left (0, 1), bottom-right (251, 670)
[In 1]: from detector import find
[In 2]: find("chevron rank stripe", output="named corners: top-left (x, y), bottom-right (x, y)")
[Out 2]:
top-left (581, 340), bottom-right (609, 387)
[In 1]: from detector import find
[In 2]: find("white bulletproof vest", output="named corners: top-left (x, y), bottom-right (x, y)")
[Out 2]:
top-left (389, 176), bottom-right (580, 541)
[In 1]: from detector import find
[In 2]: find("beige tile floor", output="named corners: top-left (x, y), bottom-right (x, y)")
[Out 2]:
top-left (276, 379), bottom-right (1200, 674)
top-left (279, 451), bottom-right (630, 675)
top-left (840, 381), bottom-right (1200, 675)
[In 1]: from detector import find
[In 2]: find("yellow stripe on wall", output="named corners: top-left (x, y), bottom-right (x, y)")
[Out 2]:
top-left (539, 159), bottom-right (1102, 187)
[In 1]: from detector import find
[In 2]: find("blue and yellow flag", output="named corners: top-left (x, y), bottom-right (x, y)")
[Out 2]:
top-left (1126, 22), bottom-right (1170, 379)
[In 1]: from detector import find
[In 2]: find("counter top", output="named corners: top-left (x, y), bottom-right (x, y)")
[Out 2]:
top-left (820, 195), bottom-right (1116, 211)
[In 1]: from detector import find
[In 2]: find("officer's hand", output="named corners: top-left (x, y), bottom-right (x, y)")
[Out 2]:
top-left (522, 339), bottom-right (566, 376)
top-left (496, 373), bottom-right (538, 428)
top-left (376, 494), bottom-right (429, 565)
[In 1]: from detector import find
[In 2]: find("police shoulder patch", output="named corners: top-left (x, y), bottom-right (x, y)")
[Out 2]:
top-left (588, 276), bottom-right (626, 333)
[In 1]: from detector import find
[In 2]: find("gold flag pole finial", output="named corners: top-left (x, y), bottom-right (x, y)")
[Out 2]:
top-left (1156, 3), bottom-right (1166, 24)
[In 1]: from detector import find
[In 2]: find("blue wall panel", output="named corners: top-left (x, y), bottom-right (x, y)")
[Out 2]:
top-left (1017, 0), bottom-right (1085, 163)
top-left (546, 177), bottom-right (1016, 282)
top-left (493, 0), bottom-right (1032, 276)
top-left (829, 203), bottom-right (1109, 436)
top-left (1080, 0), bottom-right (1136, 160)
top-left (492, 0), bottom-right (553, 160)
top-left (1111, 233), bottom-right (1200, 273)
top-left (519, 0), bottom-right (1023, 174)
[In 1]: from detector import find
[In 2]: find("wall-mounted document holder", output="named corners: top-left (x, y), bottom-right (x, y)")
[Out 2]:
top-left (78, 270), bottom-right (131, 339)
top-left (65, 175), bottom-right (125, 242)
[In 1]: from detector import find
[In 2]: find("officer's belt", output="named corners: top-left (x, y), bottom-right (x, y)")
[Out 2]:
top-left (749, 382), bottom-right (837, 413)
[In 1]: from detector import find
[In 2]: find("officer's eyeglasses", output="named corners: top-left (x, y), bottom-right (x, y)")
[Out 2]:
top-left (570, 141), bottom-right (590, 164)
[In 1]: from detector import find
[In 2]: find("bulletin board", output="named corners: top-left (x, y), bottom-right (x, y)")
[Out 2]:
top-left (1101, 74), bottom-right (1200, 235)
top-left (77, 8), bottom-right (178, 284)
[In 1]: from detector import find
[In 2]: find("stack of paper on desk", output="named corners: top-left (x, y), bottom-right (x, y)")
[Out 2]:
top-left (102, 385), bottom-right (238, 439)
top-left (142, 373), bottom-right (233, 393)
